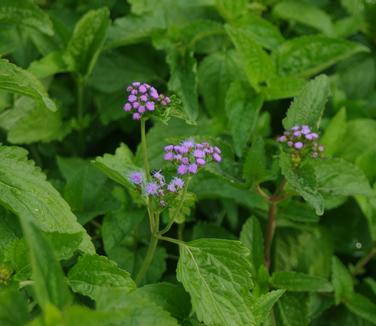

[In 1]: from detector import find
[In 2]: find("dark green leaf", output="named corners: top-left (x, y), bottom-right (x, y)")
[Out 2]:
top-left (275, 292), bottom-right (309, 326)
top-left (252, 290), bottom-right (285, 325)
top-left (242, 137), bottom-right (269, 185)
top-left (271, 271), bottom-right (333, 292)
top-left (331, 256), bottom-right (354, 304)
top-left (345, 293), bottom-right (376, 324)
top-left (0, 289), bottom-right (29, 326)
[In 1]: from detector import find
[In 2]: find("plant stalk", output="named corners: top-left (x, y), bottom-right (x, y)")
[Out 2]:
top-left (352, 247), bottom-right (376, 276)
top-left (135, 233), bottom-right (158, 285)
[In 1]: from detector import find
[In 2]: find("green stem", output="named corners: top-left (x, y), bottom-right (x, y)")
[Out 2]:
top-left (157, 234), bottom-right (185, 246)
top-left (140, 119), bottom-right (150, 180)
top-left (135, 234), bottom-right (158, 285)
top-left (352, 247), bottom-right (376, 276)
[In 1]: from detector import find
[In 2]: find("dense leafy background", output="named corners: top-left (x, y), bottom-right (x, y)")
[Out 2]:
top-left (0, 0), bottom-right (376, 325)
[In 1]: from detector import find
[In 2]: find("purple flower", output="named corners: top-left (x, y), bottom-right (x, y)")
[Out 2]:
top-left (164, 152), bottom-right (174, 160)
top-left (177, 164), bottom-right (188, 175)
top-left (213, 153), bottom-right (222, 162)
top-left (196, 158), bottom-right (206, 165)
top-left (167, 183), bottom-right (176, 192)
top-left (139, 85), bottom-right (147, 93)
top-left (278, 136), bottom-right (287, 142)
top-left (188, 164), bottom-right (198, 174)
top-left (193, 149), bottom-right (205, 158)
top-left (123, 103), bottom-right (132, 112)
top-left (128, 95), bottom-right (137, 103)
top-left (293, 131), bottom-right (301, 137)
top-left (164, 145), bottom-right (174, 151)
top-left (146, 101), bottom-right (155, 111)
top-left (145, 182), bottom-right (159, 196)
top-left (128, 172), bottom-right (143, 185)
top-left (294, 142), bottom-right (304, 149)
top-left (133, 112), bottom-right (141, 120)
top-left (138, 106), bottom-right (145, 114)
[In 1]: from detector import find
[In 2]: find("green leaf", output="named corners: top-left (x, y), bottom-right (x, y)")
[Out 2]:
top-left (28, 51), bottom-right (69, 79)
top-left (263, 76), bottom-right (305, 101)
top-left (283, 74), bottom-right (330, 130)
top-left (215, 0), bottom-right (247, 21)
top-left (168, 192), bottom-right (196, 224)
top-left (321, 107), bottom-right (347, 157)
top-left (279, 152), bottom-right (324, 215)
top-left (0, 0), bottom-right (53, 35)
top-left (198, 51), bottom-right (239, 121)
top-left (135, 282), bottom-right (191, 322)
top-left (226, 25), bottom-right (275, 91)
top-left (0, 97), bottom-right (69, 144)
top-left (58, 157), bottom-right (120, 225)
top-left (67, 254), bottom-right (136, 302)
top-left (0, 146), bottom-right (94, 253)
top-left (252, 290), bottom-right (285, 325)
top-left (20, 220), bottom-right (72, 309)
top-left (0, 59), bottom-right (56, 111)
top-left (275, 292), bottom-right (309, 326)
top-left (276, 35), bottom-right (368, 77)
top-left (315, 158), bottom-right (373, 197)
top-left (240, 217), bottom-right (264, 273)
top-left (232, 13), bottom-right (285, 51)
top-left (167, 49), bottom-right (199, 122)
top-left (225, 82), bottom-right (263, 157)
top-left (271, 271), bottom-right (333, 292)
top-left (64, 8), bottom-right (110, 78)
top-left (345, 293), bottom-right (376, 324)
top-left (176, 238), bottom-right (256, 326)
top-left (0, 289), bottom-right (29, 326)
top-left (273, 0), bottom-right (334, 36)
top-left (331, 256), bottom-right (354, 304)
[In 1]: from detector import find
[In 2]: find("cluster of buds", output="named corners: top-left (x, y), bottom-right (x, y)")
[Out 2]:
top-left (277, 125), bottom-right (324, 161)
top-left (0, 265), bottom-right (12, 286)
top-left (123, 82), bottom-right (170, 120)
top-left (128, 171), bottom-right (185, 206)
top-left (164, 139), bottom-right (222, 175)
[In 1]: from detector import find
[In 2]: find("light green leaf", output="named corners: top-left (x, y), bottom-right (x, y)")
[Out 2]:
top-left (315, 158), bottom-right (373, 197)
top-left (167, 49), bottom-right (199, 122)
top-left (232, 13), bottom-right (285, 50)
top-left (279, 152), bottom-right (324, 215)
top-left (64, 8), bottom-right (110, 78)
top-left (0, 146), bottom-right (94, 253)
top-left (0, 0), bottom-right (53, 35)
top-left (283, 75), bottom-right (330, 130)
top-left (276, 35), bottom-right (368, 77)
top-left (0, 59), bottom-right (56, 111)
top-left (271, 271), bottom-right (333, 292)
top-left (177, 238), bottom-right (256, 326)
top-left (263, 76), bottom-right (305, 101)
top-left (321, 107), bottom-right (347, 157)
top-left (240, 217), bottom-right (264, 273)
top-left (242, 137), bottom-right (269, 185)
top-left (20, 220), bottom-right (72, 309)
top-left (0, 97), bottom-right (69, 144)
top-left (331, 256), bottom-right (354, 305)
top-left (68, 254), bottom-right (136, 302)
top-left (28, 51), bottom-right (69, 79)
top-left (215, 0), bottom-right (247, 21)
top-left (345, 293), bottom-right (376, 324)
top-left (168, 192), bottom-right (196, 224)
top-left (273, 0), bottom-right (334, 35)
top-left (275, 292), bottom-right (309, 326)
top-left (226, 25), bottom-right (275, 91)
top-left (252, 290), bottom-right (285, 326)
top-left (225, 82), bottom-right (263, 157)
top-left (0, 289), bottom-right (29, 326)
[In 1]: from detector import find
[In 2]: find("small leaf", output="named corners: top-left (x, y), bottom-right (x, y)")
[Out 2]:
top-left (252, 290), bottom-right (285, 325)
top-left (321, 107), bottom-right (347, 157)
top-left (271, 271), bottom-right (333, 292)
top-left (240, 217), bottom-right (264, 273)
top-left (215, 0), bottom-right (247, 21)
top-left (345, 293), bottom-right (376, 324)
top-left (225, 82), bottom-right (263, 156)
top-left (242, 137), bottom-right (269, 185)
top-left (0, 289), bottom-right (29, 325)
top-left (168, 192), bottom-right (196, 224)
top-left (276, 35), bottom-right (368, 77)
top-left (64, 8), bottom-right (110, 78)
top-left (331, 256), bottom-right (354, 304)
top-left (68, 254), bottom-right (136, 302)
top-left (177, 238), bottom-right (256, 326)
top-left (275, 292), bottom-right (309, 326)
top-left (263, 76), bottom-right (305, 101)
top-left (283, 74), bottom-right (330, 130)
top-left (0, 59), bottom-right (56, 111)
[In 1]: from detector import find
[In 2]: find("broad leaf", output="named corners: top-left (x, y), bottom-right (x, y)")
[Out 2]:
top-left (177, 238), bottom-right (256, 326)
top-left (67, 254), bottom-right (136, 302)
top-left (64, 8), bottom-right (110, 78)
top-left (0, 146), bottom-right (94, 253)
top-left (215, 0), bottom-right (247, 21)
top-left (345, 293), bottom-right (376, 324)
top-left (271, 271), bottom-right (333, 292)
top-left (252, 290), bottom-right (285, 325)
top-left (331, 256), bottom-right (354, 304)
top-left (0, 59), bottom-right (56, 111)
top-left (0, 289), bottom-right (29, 326)
top-left (263, 76), bottom-right (305, 101)
top-left (283, 74), bottom-right (330, 130)
top-left (321, 107), bottom-right (347, 157)
top-left (275, 292), bottom-right (309, 326)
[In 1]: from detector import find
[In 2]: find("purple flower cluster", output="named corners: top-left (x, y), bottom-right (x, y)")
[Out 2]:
top-left (277, 125), bottom-right (324, 158)
top-left (128, 170), bottom-right (184, 206)
top-left (164, 139), bottom-right (222, 175)
top-left (123, 82), bottom-right (170, 120)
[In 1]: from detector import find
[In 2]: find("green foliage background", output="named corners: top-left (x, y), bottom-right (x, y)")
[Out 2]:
top-left (0, 0), bottom-right (376, 325)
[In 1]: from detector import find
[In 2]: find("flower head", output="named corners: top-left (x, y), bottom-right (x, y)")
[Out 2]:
top-left (128, 172), bottom-right (144, 185)
top-left (123, 82), bottom-right (170, 120)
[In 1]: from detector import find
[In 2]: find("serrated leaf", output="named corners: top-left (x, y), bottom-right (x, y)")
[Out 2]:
top-left (168, 192), bottom-right (196, 224)
top-left (283, 74), bottom-right (330, 130)
top-left (275, 292), bottom-right (309, 326)
top-left (276, 35), bottom-right (368, 77)
top-left (279, 152), bottom-right (324, 215)
top-left (225, 81), bottom-right (263, 157)
top-left (331, 256), bottom-right (354, 304)
top-left (68, 254), bottom-right (136, 302)
top-left (273, 0), bottom-right (334, 35)
top-left (240, 217), bottom-right (264, 273)
top-left (226, 25), bottom-right (275, 91)
top-left (215, 0), bottom-right (247, 21)
top-left (167, 49), bottom-right (199, 122)
top-left (0, 59), bottom-right (56, 111)
top-left (64, 8), bottom-right (110, 78)
top-left (271, 271), bottom-right (333, 292)
top-left (321, 107), bottom-right (347, 157)
top-left (263, 76), bottom-right (305, 101)
top-left (345, 293), bottom-right (376, 324)
top-left (0, 146), bottom-right (94, 253)
top-left (0, 0), bottom-right (53, 35)
top-left (176, 238), bottom-right (256, 326)
top-left (252, 290), bottom-right (285, 325)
